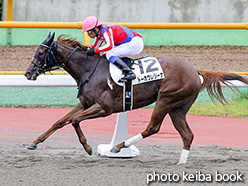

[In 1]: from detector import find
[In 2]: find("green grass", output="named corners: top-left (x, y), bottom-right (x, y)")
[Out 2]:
top-left (0, 86), bottom-right (247, 118)
top-left (189, 91), bottom-right (248, 118)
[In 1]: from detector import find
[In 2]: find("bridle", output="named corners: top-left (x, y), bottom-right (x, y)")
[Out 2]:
top-left (30, 40), bottom-right (102, 98)
top-left (31, 41), bottom-right (79, 74)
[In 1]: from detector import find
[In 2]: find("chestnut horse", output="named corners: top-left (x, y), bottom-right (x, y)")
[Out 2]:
top-left (25, 33), bottom-right (248, 164)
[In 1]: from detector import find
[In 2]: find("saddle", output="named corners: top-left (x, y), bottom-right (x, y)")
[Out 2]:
top-left (121, 55), bottom-right (149, 69)
top-left (110, 55), bottom-right (164, 111)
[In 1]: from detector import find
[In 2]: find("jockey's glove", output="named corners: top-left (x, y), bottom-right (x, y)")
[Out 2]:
top-left (86, 47), bottom-right (95, 56)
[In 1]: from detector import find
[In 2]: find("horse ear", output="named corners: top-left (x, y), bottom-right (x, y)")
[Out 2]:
top-left (42, 32), bottom-right (55, 46)
top-left (47, 32), bottom-right (55, 46)
top-left (42, 32), bottom-right (51, 45)
top-left (46, 32), bottom-right (51, 40)
top-left (51, 32), bottom-right (55, 41)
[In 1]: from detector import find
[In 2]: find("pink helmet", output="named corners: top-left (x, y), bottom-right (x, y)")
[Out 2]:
top-left (82, 16), bottom-right (101, 32)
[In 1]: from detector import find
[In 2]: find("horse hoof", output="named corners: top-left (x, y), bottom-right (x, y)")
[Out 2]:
top-left (86, 146), bottom-right (93, 156)
top-left (110, 147), bottom-right (120, 153)
top-left (27, 143), bottom-right (37, 150)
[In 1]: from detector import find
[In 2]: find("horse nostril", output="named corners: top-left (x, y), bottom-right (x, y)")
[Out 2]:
top-left (25, 72), bottom-right (31, 79)
top-left (25, 72), bottom-right (29, 76)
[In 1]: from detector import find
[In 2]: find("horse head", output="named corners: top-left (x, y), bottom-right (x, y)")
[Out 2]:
top-left (25, 32), bottom-right (58, 80)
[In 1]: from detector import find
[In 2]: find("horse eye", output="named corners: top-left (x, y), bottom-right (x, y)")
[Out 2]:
top-left (38, 51), bottom-right (44, 56)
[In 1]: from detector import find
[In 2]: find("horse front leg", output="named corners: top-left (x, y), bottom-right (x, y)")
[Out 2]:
top-left (70, 103), bottom-right (109, 155)
top-left (27, 103), bottom-right (85, 150)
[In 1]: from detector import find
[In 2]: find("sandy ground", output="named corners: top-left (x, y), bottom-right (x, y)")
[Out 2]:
top-left (0, 45), bottom-right (248, 186)
top-left (0, 45), bottom-right (248, 72)
top-left (0, 145), bottom-right (247, 186)
top-left (0, 108), bottom-right (248, 186)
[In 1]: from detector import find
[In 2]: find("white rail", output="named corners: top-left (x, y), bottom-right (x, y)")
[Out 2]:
top-left (0, 75), bottom-right (76, 87)
top-left (0, 75), bottom-right (247, 87)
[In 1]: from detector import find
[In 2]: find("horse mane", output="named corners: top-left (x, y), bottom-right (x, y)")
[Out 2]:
top-left (57, 34), bottom-right (88, 51)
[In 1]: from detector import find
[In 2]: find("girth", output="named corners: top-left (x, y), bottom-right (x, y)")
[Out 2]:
top-left (123, 79), bottom-right (133, 111)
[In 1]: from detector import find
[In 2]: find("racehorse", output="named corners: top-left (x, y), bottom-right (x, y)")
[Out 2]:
top-left (25, 32), bottom-right (248, 164)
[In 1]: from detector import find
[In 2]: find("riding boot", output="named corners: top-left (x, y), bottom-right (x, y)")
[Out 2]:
top-left (113, 58), bottom-right (136, 82)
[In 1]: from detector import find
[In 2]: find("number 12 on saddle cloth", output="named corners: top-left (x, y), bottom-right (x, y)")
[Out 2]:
top-left (110, 57), bottom-right (165, 87)
top-left (109, 57), bottom-right (165, 111)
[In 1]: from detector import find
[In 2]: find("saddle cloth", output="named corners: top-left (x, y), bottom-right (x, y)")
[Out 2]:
top-left (109, 56), bottom-right (165, 86)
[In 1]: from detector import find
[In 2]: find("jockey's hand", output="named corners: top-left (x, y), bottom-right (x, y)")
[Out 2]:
top-left (86, 47), bottom-right (95, 56)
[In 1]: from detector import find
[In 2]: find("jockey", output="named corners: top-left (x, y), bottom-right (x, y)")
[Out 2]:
top-left (82, 16), bottom-right (144, 82)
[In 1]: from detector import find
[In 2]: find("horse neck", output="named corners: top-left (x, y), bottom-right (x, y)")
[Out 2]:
top-left (56, 43), bottom-right (102, 85)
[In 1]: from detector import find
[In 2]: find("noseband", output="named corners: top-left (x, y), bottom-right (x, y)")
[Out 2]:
top-left (30, 41), bottom-right (102, 98)
top-left (31, 42), bottom-right (79, 74)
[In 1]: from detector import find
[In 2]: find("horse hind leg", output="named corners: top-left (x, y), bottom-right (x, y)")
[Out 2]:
top-left (169, 100), bottom-right (195, 164)
top-left (111, 99), bottom-right (169, 153)
top-left (111, 97), bottom-right (196, 165)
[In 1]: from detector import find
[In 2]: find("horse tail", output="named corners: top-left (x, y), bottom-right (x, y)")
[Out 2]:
top-left (197, 70), bottom-right (248, 104)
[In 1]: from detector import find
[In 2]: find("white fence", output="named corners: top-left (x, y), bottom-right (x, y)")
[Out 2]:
top-left (0, 75), bottom-right (76, 87)
top-left (0, 75), bottom-right (247, 87)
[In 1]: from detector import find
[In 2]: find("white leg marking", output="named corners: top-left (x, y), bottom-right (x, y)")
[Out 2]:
top-left (124, 133), bottom-right (143, 147)
top-left (177, 149), bottom-right (190, 165)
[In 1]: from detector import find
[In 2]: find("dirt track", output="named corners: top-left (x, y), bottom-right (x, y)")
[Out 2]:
top-left (1, 45), bottom-right (248, 72)
top-left (0, 108), bottom-right (248, 186)
top-left (1, 45), bottom-right (248, 186)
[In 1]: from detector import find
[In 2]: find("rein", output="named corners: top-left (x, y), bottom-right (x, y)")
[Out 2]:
top-left (32, 40), bottom-right (102, 99)
top-left (61, 46), bottom-right (79, 68)
top-left (77, 55), bottom-right (103, 98)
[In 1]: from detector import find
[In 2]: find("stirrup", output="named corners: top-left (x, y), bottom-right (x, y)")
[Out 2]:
top-left (118, 74), bottom-right (136, 83)
top-left (118, 78), bottom-right (127, 83)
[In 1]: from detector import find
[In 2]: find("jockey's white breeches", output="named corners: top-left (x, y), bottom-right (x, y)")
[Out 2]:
top-left (106, 36), bottom-right (144, 63)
